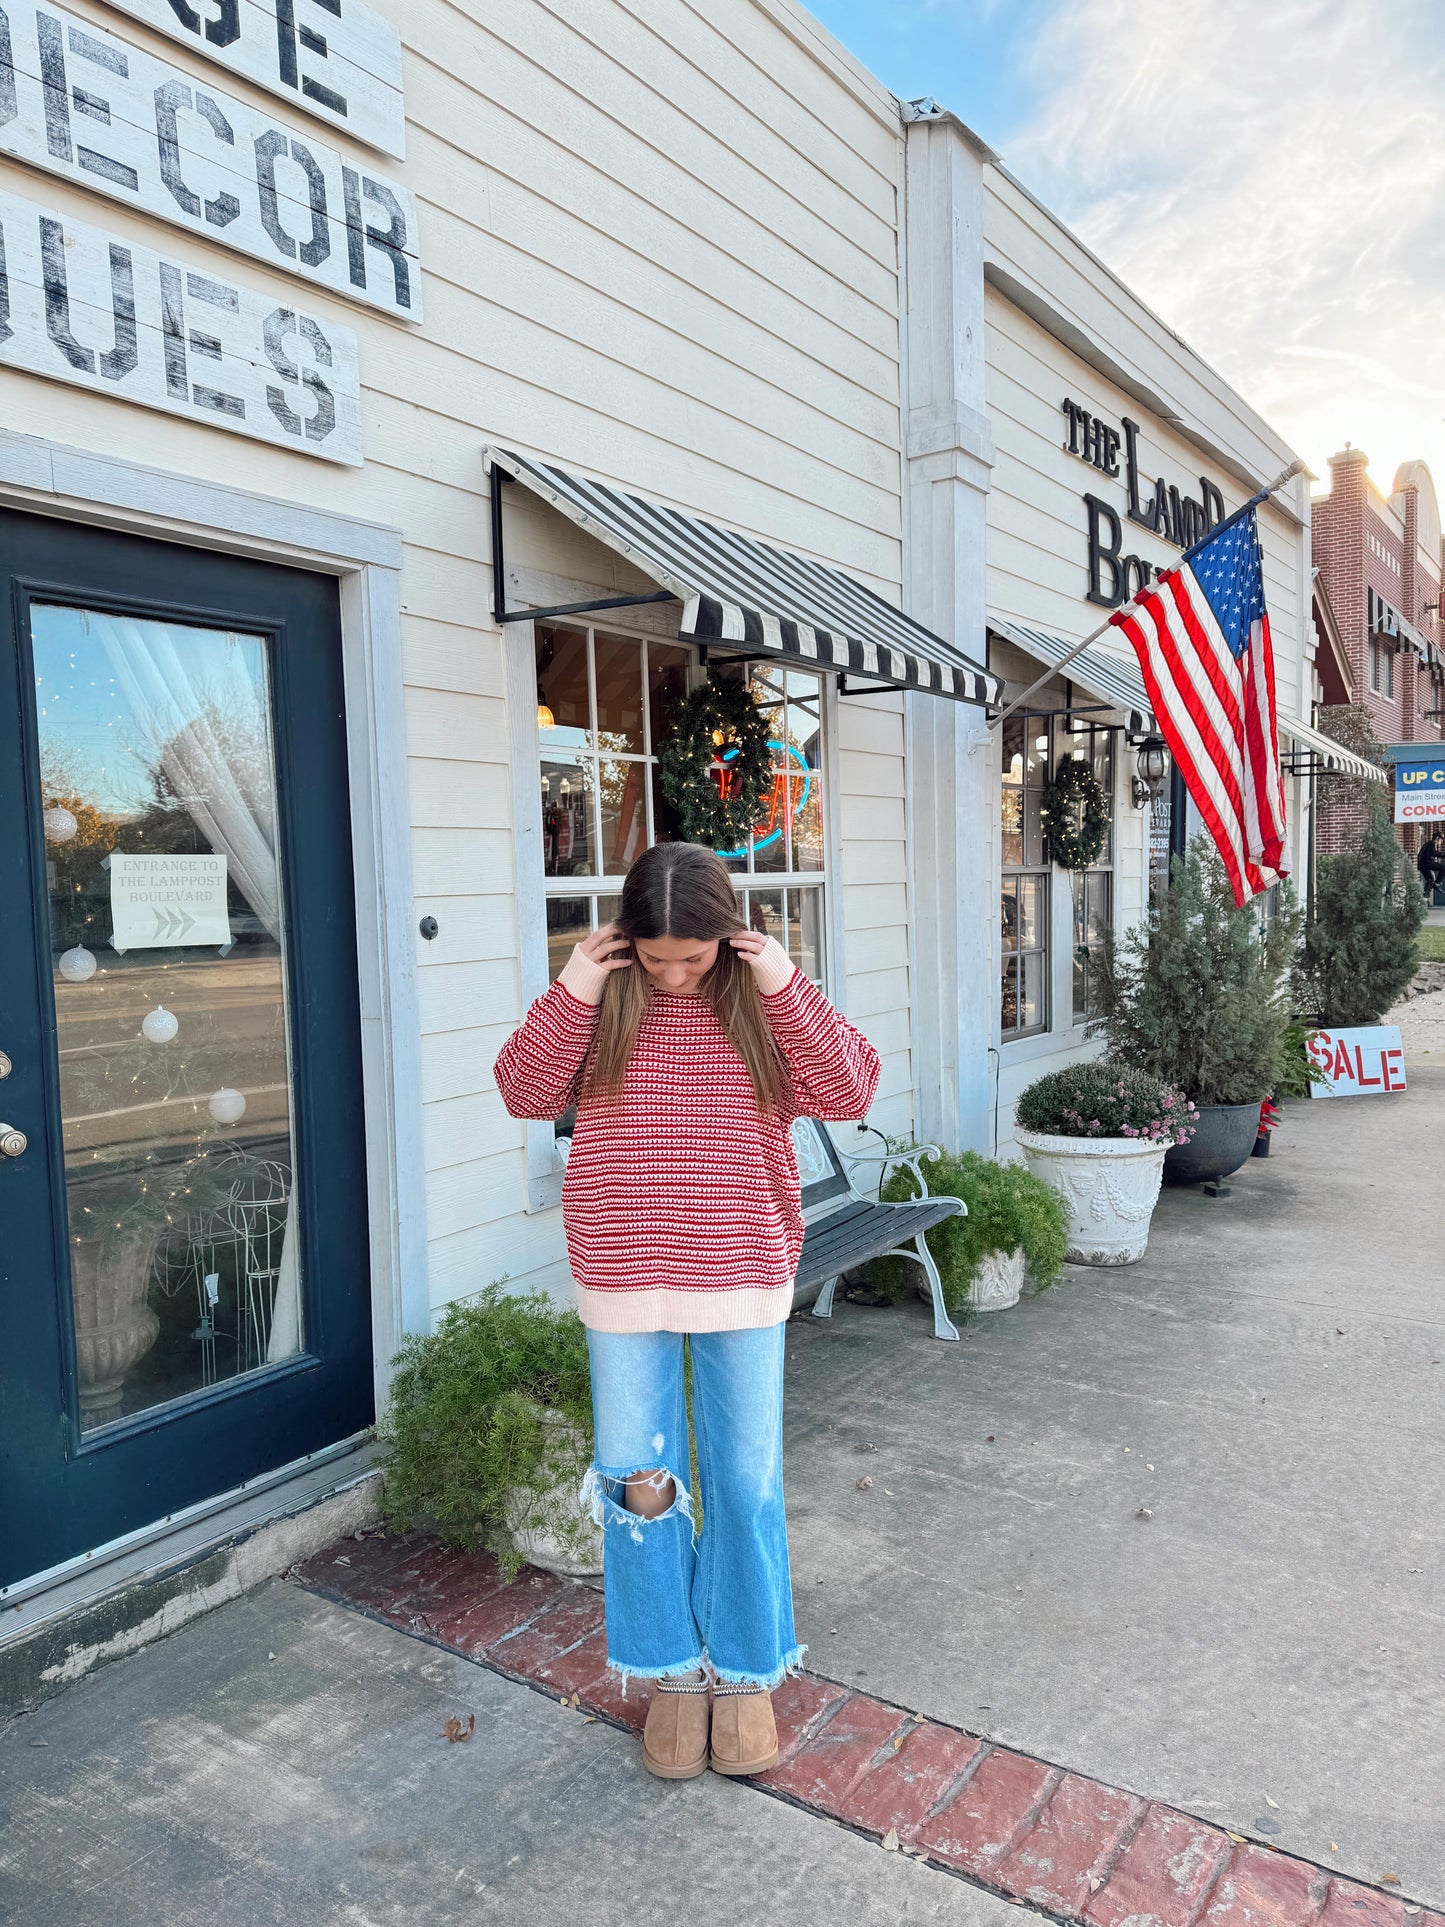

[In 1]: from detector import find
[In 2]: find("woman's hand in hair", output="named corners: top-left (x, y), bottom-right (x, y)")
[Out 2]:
top-left (559, 924), bottom-right (632, 1006)
top-left (728, 930), bottom-right (796, 996)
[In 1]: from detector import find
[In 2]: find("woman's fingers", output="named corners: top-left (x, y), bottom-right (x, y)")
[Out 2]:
top-left (579, 923), bottom-right (632, 970)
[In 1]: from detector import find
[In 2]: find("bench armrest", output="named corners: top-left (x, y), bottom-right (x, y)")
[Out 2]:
top-left (833, 1137), bottom-right (949, 1203)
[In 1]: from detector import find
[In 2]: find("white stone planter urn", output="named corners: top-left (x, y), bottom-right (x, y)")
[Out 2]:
top-left (504, 1407), bottom-right (603, 1578)
top-left (1014, 1129), bottom-right (1167, 1267)
top-left (914, 1246), bottom-right (1025, 1313)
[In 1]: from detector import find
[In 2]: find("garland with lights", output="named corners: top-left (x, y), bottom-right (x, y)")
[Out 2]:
top-left (657, 678), bottom-right (772, 848)
top-left (1040, 757), bottom-right (1109, 871)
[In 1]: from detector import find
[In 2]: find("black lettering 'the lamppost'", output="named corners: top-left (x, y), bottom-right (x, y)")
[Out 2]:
top-left (1084, 493), bottom-right (1124, 608)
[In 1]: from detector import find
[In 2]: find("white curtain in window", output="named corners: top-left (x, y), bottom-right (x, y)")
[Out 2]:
top-left (97, 615), bottom-right (300, 1366)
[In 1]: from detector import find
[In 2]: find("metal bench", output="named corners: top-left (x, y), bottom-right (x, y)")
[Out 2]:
top-left (791, 1119), bottom-right (965, 1342)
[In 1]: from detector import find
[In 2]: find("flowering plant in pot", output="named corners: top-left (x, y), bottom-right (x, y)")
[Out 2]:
top-left (1093, 836), bottom-right (1300, 1187)
top-left (865, 1150), bottom-right (1068, 1315)
top-left (1014, 1063), bottom-right (1197, 1266)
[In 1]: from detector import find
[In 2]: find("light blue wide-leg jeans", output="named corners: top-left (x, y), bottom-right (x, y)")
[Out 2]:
top-left (583, 1325), bottom-right (804, 1690)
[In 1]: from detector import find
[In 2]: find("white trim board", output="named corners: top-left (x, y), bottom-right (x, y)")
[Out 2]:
top-left (0, 428), bottom-right (427, 1434)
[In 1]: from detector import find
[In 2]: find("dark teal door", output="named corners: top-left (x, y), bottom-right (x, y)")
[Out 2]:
top-left (0, 510), bottom-right (374, 1588)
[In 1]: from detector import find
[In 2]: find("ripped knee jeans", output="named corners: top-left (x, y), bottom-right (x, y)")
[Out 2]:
top-left (582, 1325), bottom-right (804, 1692)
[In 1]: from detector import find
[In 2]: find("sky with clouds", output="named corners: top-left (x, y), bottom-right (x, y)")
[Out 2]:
top-left (807, 0), bottom-right (1445, 510)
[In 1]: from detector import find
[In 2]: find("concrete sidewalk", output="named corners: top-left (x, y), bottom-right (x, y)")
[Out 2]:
top-left (782, 1068), bottom-right (1445, 1903)
top-left (0, 1579), bottom-right (1044, 1927)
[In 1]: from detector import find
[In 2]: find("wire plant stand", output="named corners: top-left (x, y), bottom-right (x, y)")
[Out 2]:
top-left (152, 1148), bottom-right (292, 1384)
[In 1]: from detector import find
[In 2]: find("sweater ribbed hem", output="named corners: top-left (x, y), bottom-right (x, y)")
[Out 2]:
top-left (574, 1282), bottom-right (795, 1333)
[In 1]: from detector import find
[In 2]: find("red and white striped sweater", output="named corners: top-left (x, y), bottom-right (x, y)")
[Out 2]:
top-left (493, 968), bottom-right (881, 1332)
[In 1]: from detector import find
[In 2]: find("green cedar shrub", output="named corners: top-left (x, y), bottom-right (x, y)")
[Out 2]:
top-left (867, 1150), bottom-right (1068, 1313)
top-left (380, 1285), bottom-right (594, 1576)
top-left (1093, 835), bottom-right (1301, 1106)
top-left (1293, 806), bottom-right (1425, 1027)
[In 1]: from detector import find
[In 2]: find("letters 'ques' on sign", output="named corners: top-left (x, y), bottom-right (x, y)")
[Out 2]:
top-left (1305, 1026), bottom-right (1407, 1100)
top-left (101, 0), bottom-right (406, 160)
top-left (0, 1), bottom-right (421, 322)
top-left (0, 186), bottom-right (363, 463)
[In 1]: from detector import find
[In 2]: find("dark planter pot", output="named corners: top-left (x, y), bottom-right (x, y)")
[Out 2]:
top-left (1163, 1102), bottom-right (1262, 1186)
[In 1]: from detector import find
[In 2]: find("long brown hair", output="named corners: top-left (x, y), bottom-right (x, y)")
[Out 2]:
top-left (585, 843), bottom-right (786, 1111)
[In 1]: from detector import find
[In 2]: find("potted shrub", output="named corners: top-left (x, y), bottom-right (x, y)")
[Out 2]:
top-left (865, 1150), bottom-right (1068, 1315)
top-left (1014, 1063), bottom-right (1197, 1265)
top-left (381, 1285), bottom-right (601, 1578)
top-left (1293, 805), bottom-right (1425, 1028)
top-left (1094, 836), bottom-right (1301, 1186)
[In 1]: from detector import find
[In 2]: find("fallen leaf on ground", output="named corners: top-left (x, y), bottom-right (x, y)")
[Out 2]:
top-left (1264, 1794), bottom-right (1280, 1809)
top-left (856, 1475), bottom-right (874, 1490)
top-left (333, 1555), bottom-right (351, 1566)
top-left (881, 1828), bottom-right (899, 1852)
top-left (1226, 1832), bottom-right (1248, 1844)
top-left (912, 1711), bottom-right (926, 1723)
top-left (1381, 1875), bottom-right (1402, 1886)
top-left (582, 1716), bottom-right (597, 1724)
top-left (892, 1735), bottom-right (905, 1750)
top-left (1089, 1877), bottom-right (1105, 1893)
top-left (1136, 1507), bottom-right (1153, 1520)
top-left (441, 1715), bottom-right (476, 1743)
top-left (570, 1692), bottom-right (581, 1707)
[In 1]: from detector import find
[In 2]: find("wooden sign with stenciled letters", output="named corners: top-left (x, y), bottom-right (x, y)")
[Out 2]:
top-left (0, 1), bottom-right (420, 322)
top-left (0, 185), bottom-right (363, 463)
top-left (98, 0), bottom-right (406, 159)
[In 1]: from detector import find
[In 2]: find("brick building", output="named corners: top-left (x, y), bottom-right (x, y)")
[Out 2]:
top-left (1311, 449), bottom-right (1445, 853)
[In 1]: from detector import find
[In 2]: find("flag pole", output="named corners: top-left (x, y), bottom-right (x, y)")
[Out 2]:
top-left (987, 457), bottom-right (1307, 732)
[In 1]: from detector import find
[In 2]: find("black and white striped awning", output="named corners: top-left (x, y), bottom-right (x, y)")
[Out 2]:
top-left (488, 448), bottom-right (1001, 707)
top-left (987, 616), bottom-right (1154, 735)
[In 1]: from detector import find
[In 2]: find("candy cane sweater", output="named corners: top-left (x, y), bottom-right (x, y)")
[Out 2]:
top-left (493, 967), bottom-right (881, 1332)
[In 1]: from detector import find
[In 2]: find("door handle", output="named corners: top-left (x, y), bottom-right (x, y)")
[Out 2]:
top-left (0, 1123), bottom-right (26, 1158)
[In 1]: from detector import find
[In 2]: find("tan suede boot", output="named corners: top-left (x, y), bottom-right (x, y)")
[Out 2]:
top-left (709, 1684), bottom-right (779, 1776)
top-left (641, 1675), bottom-right (710, 1780)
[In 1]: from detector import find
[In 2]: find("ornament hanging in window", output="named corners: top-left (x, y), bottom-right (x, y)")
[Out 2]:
top-left (141, 1006), bottom-right (179, 1044)
top-left (58, 946), bottom-right (98, 982)
top-left (208, 1087), bottom-right (247, 1125)
top-left (44, 806), bottom-right (78, 843)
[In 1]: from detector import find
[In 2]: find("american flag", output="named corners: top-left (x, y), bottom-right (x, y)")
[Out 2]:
top-left (1110, 508), bottom-right (1287, 907)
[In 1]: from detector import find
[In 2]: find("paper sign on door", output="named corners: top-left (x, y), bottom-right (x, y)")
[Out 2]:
top-left (110, 854), bottom-right (232, 952)
top-left (1305, 1026), bottom-right (1406, 1099)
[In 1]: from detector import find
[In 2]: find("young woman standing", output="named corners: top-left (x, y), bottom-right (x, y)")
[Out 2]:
top-left (495, 841), bottom-right (880, 1780)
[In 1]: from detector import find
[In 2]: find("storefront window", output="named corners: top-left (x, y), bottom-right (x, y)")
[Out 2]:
top-left (1064, 719), bottom-right (1115, 1023)
top-left (536, 633), bottom-right (827, 991)
top-left (1000, 715), bottom-right (1049, 1038)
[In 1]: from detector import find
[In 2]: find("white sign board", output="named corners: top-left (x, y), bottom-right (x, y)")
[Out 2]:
top-left (111, 853), bottom-right (232, 950)
top-left (0, 187), bottom-right (363, 463)
top-left (1305, 1026), bottom-right (1407, 1099)
top-left (1, 3), bottom-right (420, 322)
top-left (97, 0), bottom-right (405, 159)
top-left (1394, 758), bottom-right (1445, 825)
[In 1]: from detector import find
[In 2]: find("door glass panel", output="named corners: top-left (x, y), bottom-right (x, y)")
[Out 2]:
top-left (30, 604), bottom-right (300, 1432)
top-left (599, 759), bottom-right (648, 874)
top-left (540, 759), bottom-right (595, 877)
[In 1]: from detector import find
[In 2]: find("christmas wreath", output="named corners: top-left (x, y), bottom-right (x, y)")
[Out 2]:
top-left (657, 678), bottom-right (772, 848)
top-left (1040, 757), bottom-right (1108, 871)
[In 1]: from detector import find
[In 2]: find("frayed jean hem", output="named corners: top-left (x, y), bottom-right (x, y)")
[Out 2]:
top-left (706, 1642), bottom-right (809, 1692)
top-left (602, 1650), bottom-right (709, 1698)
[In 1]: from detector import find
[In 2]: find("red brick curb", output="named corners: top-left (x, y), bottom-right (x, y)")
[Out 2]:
top-left (293, 1532), bottom-right (1436, 1925)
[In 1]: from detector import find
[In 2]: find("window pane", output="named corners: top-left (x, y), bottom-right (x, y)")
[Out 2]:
top-left (546, 897), bottom-right (591, 982)
top-left (541, 759), bottom-right (595, 877)
top-left (1000, 881), bottom-right (1019, 953)
top-left (790, 886), bottom-right (825, 984)
top-left (1024, 789), bottom-right (1045, 868)
top-left (1001, 784), bottom-right (1023, 868)
top-left (648, 643), bottom-right (690, 750)
top-left (599, 759), bottom-right (648, 874)
top-left (31, 605), bottom-right (300, 1429)
top-left (785, 686), bottom-right (824, 873)
top-left (1019, 949), bottom-right (1046, 1032)
top-left (1000, 955), bottom-right (1019, 1033)
top-left (1002, 716), bottom-right (1026, 789)
top-left (1017, 873), bottom-right (1043, 950)
top-left (593, 633), bottom-right (643, 753)
top-left (746, 887), bottom-right (785, 944)
top-left (596, 894), bottom-right (621, 927)
top-left (650, 764), bottom-right (685, 845)
top-left (535, 626), bottom-right (590, 751)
